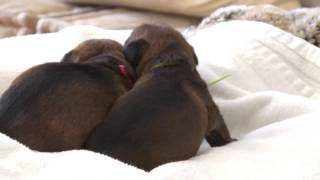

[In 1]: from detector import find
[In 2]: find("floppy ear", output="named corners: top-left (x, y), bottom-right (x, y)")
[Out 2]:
top-left (61, 50), bottom-right (78, 63)
top-left (124, 39), bottom-right (149, 69)
top-left (191, 47), bottom-right (198, 65)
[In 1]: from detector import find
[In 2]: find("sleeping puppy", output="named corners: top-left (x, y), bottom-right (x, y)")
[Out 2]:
top-left (85, 24), bottom-right (233, 170)
top-left (0, 39), bottom-right (135, 152)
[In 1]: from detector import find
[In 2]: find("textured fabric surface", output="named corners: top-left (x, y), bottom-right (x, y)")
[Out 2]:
top-left (1, 21), bottom-right (320, 179)
top-left (300, 0), bottom-right (320, 7)
top-left (198, 5), bottom-right (320, 47)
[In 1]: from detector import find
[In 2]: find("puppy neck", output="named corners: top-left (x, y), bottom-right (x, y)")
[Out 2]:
top-left (150, 59), bottom-right (186, 71)
top-left (137, 42), bottom-right (196, 76)
top-left (141, 52), bottom-right (195, 76)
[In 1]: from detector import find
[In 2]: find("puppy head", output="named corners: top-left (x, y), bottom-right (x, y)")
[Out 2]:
top-left (62, 39), bottom-right (136, 85)
top-left (61, 39), bottom-right (125, 64)
top-left (124, 24), bottom-right (198, 75)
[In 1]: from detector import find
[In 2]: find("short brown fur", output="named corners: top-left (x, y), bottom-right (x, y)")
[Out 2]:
top-left (85, 24), bottom-right (233, 170)
top-left (0, 39), bottom-right (135, 152)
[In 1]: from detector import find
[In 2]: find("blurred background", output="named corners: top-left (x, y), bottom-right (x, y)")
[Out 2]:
top-left (0, 0), bottom-right (318, 38)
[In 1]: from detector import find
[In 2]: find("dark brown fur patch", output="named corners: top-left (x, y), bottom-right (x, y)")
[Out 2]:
top-left (85, 24), bottom-right (233, 170)
top-left (0, 39), bottom-right (134, 152)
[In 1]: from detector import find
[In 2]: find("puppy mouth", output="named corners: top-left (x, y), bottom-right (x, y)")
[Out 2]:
top-left (118, 64), bottom-right (135, 88)
top-left (88, 54), bottom-right (136, 89)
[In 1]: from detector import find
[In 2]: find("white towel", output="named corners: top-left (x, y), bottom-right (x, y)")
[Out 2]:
top-left (0, 21), bottom-right (320, 180)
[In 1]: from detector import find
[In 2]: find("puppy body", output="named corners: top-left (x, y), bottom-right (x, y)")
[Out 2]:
top-left (0, 39), bottom-right (135, 152)
top-left (85, 25), bottom-right (233, 170)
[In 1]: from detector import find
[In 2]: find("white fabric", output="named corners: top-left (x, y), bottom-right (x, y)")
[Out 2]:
top-left (0, 27), bottom-right (131, 95)
top-left (1, 21), bottom-right (320, 180)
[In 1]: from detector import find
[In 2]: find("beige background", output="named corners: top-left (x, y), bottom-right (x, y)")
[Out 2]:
top-left (0, 0), bottom-right (304, 38)
top-left (56, 0), bottom-right (301, 17)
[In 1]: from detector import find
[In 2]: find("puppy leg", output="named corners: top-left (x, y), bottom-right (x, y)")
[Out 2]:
top-left (205, 100), bottom-right (233, 147)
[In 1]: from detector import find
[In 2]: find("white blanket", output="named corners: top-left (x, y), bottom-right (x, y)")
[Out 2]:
top-left (1, 21), bottom-right (320, 180)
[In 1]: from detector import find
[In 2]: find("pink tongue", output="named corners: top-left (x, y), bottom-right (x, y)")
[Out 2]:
top-left (119, 64), bottom-right (128, 76)
top-left (118, 64), bottom-right (134, 88)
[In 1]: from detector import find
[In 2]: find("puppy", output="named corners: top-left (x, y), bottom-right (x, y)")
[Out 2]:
top-left (0, 39), bottom-right (135, 152)
top-left (85, 24), bottom-right (233, 170)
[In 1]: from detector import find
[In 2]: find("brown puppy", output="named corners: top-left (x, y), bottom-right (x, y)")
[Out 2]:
top-left (85, 24), bottom-right (233, 170)
top-left (0, 39), bottom-right (135, 152)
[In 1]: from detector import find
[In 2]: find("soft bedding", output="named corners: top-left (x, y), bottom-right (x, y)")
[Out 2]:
top-left (1, 21), bottom-right (320, 179)
top-left (199, 5), bottom-right (320, 47)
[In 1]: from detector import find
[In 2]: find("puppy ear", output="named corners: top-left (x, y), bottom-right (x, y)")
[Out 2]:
top-left (124, 39), bottom-right (149, 69)
top-left (191, 48), bottom-right (198, 65)
top-left (61, 50), bottom-right (78, 63)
